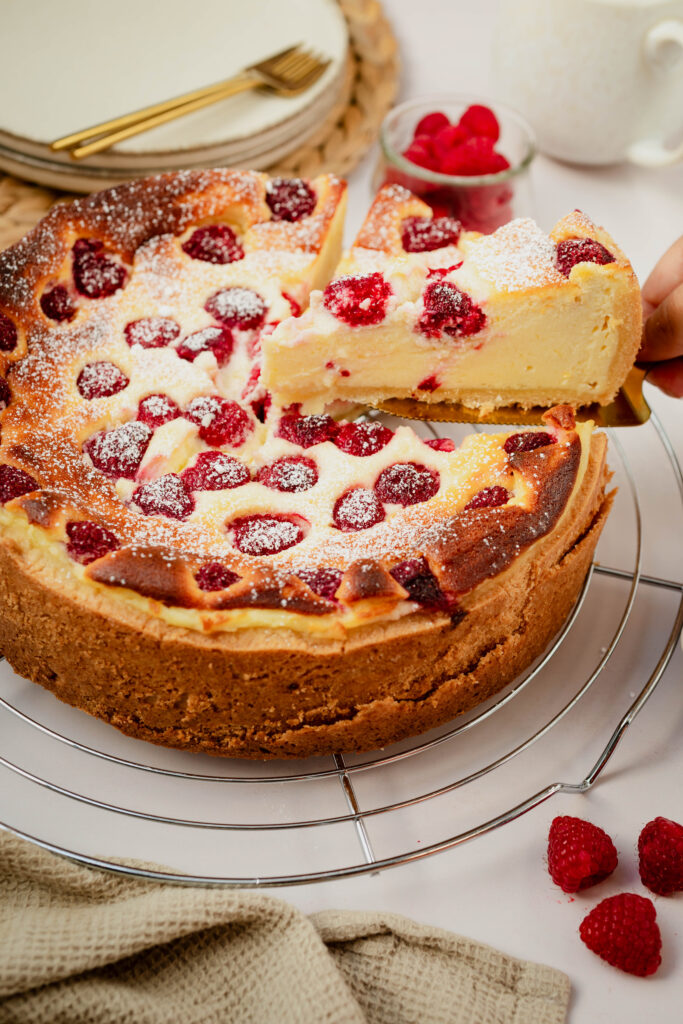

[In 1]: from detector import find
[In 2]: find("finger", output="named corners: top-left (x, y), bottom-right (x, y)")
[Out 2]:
top-left (639, 282), bottom-right (683, 363)
top-left (645, 357), bottom-right (683, 398)
top-left (641, 236), bottom-right (683, 317)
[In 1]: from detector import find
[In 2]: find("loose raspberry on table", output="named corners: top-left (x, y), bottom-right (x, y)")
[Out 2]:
top-left (0, 464), bottom-right (38, 504)
top-left (84, 421), bottom-right (152, 479)
top-left (184, 396), bottom-right (253, 448)
top-left (418, 280), bottom-right (486, 338)
top-left (265, 177), bottom-right (317, 221)
top-left (414, 111), bottom-right (450, 137)
top-left (72, 239), bottom-right (127, 298)
top-left (390, 558), bottom-right (452, 610)
top-left (579, 894), bottom-right (661, 976)
top-left (137, 394), bottom-right (181, 428)
top-left (181, 224), bottom-right (244, 264)
top-left (547, 816), bottom-right (618, 893)
top-left (323, 272), bottom-right (392, 327)
top-left (0, 377), bottom-right (11, 410)
top-left (195, 562), bottom-right (241, 592)
top-left (0, 312), bottom-right (18, 352)
top-left (332, 487), bottom-right (385, 532)
top-left (176, 325), bottom-right (233, 366)
top-left (256, 455), bottom-right (318, 492)
top-left (205, 287), bottom-right (268, 330)
top-left (181, 451), bottom-right (250, 491)
top-left (556, 238), bottom-right (615, 277)
top-left (465, 486), bottom-right (510, 511)
top-left (65, 520), bottom-right (120, 564)
top-left (401, 216), bottom-right (462, 253)
top-left (230, 514), bottom-right (305, 556)
top-left (132, 474), bottom-right (194, 520)
top-left (334, 421), bottom-right (393, 457)
top-left (276, 410), bottom-right (338, 448)
top-left (125, 317), bottom-right (180, 349)
top-left (638, 816), bottom-right (683, 896)
top-left (459, 104), bottom-right (500, 142)
top-left (503, 431), bottom-right (556, 455)
top-left (297, 567), bottom-right (344, 601)
top-left (375, 462), bottom-right (440, 506)
top-left (41, 284), bottom-right (76, 322)
top-left (77, 361), bottom-right (129, 400)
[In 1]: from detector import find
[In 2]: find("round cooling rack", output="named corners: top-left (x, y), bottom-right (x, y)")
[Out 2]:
top-left (0, 410), bottom-right (681, 886)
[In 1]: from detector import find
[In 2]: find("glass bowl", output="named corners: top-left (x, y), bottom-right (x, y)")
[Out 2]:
top-left (375, 94), bottom-right (536, 234)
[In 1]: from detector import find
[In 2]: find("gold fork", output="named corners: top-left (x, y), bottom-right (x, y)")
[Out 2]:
top-left (51, 45), bottom-right (330, 160)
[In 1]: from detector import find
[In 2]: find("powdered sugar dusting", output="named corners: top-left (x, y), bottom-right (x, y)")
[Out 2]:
top-left (466, 218), bottom-right (564, 291)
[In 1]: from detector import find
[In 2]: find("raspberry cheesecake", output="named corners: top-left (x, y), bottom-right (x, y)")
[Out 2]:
top-left (0, 171), bottom-right (611, 759)
top-left (262, 184), bottom-right (641, 414)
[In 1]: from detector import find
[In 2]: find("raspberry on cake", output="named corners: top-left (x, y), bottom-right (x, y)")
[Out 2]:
top-left (262, 185), bottom-right (642, 414)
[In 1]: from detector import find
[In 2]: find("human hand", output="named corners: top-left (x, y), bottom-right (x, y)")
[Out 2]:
top-left (639, 236), bottom-right (683, 397)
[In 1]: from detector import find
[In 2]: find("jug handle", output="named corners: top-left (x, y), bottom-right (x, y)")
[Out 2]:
top-left (628, 19), bottom-right (683, 167)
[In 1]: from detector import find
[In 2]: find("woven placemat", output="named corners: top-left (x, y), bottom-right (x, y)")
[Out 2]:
top-left (0, 0), bottom-right (399, 251)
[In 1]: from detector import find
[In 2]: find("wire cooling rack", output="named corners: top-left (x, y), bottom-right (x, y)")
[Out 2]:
top-left (0, 409), bottom-right (681, 886)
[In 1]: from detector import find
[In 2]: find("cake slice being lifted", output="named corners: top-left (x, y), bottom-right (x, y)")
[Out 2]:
top-left (261, 185), bottom-right (642, 414)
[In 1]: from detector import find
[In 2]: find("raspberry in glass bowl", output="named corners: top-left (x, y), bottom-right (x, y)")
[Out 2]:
top-left (375, 95), bottom-right (536, 234)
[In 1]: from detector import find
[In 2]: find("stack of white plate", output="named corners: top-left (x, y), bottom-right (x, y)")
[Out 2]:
top-left (0, 0), bottom-right (349, 192)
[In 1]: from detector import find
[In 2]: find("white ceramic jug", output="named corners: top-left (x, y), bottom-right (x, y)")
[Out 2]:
top-left (493, 0), bottom-right (683, 166)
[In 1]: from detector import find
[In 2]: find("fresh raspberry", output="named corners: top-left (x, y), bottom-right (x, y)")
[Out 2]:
top-left (419, 280), bottom-right (486, 338)
top-left (0, 464), bottom-right (38, 503)
top-left (76, 361), bottom-right (129, 400)
top-left (184, 396), bottom-right (253, 448)
top-left (72, 239), bottom-right (127, 298)
top-left (638, 817), bottom-right (683, 896)
top-left (195, 562), bottom-right (241, 591)
top-left (181, 451), bottom-right (250, 491)
top-left (332, 487), bottom-right (385, 532)
top-left (390, 558), bottom-right (452, 610)
top-left (0, 377), bottom-right (11, 410)
top-left (503, 431), bottom-right (556, 455)
top-left (205, 287), bottom-right (268, 330)
top-left (84, 421), bottom-right (152, 479)
top-left (65, 520), bottom-right (120, 564)
top-left (265, 178), bottom-right (317, 221)
top-left (276, 410), bottom-right (338, 448)
top-left (256, 455), bottom-right (318, 492)
top-left (547, 816), bottom-right (618, 893)
top-left (230, 513), bottom-right (306, 556)
top-left (417, 375), bottom-right (441, 392)
top-left (323, 272), bottom-right (392, 328)
top-left (137, 394), bottom-right (180, 428)
top-left (375, 462), bottom-right (440, 506)
top-left (424, 437), bottom-right (455, 452)
top-left (334, 421), bottom-right (393, 457)
top-left (40, 284), bottom-right (76, 322)
top-left (556, 238), bottom-right (615, 277)
top-left (458, 104), bottom-right (500, 142)
top-left (132, 474), bottom-right (194, 520)
top-left (401, 216), bottom-right (462, 253)
top-left (465, 485), bottom-right (510, 511)
top-left (579, 894), bottom-right (661, 977)
top-left (0, 312), bottom-right (18, 352)
top-left (402, 140), bottom-right (439, 171)
top-left (176, 325), bottom-right (233, 366)
top-left (414, 112), bottom-right (450, 137)
top-left (442, 137), bottom-right (508, 176)
top-left (297, 567), bottom-right (344, 601)
top-left (124, 316), bottom-right (180, 349)
top-left (431, 123), bottom-right (469, 165)
top-left (181, 224), bottom-right (244, 264)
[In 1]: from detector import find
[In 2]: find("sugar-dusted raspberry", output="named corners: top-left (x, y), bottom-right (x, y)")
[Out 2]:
top-left (84, 421), bottom-right (152, 479)
top-left (459, 104), bottom-right (500, 142)
top-left (0, 312), bottom-right (18, 352)
top-left (332, 487), bottom-right (385, 532)
top-left (401, 216), bottom-right (462, 253)
top-left (195, 562), bottom-right (241, 592)
top-left (266, 177), bottom-right (317, 221)
top-left (0, 377), bottom-right (11, 410)
top-left (40, 284), bottom-right (75, 322)
top-left (205, 287), bottom-right (268, 330)
top-left (181, 224), bottom-right (244, 264)
top-left (390, 557), bottom-right (452, 610)
top-left (137, 394), bottom-right (181, 428)
top-left (0, 464), bottom-right (38, 504)
top-left (230, 513), bottom-right (305, 556)
top-left (417, 375), bottom-right (441, 392)
top-left (418, 280), bottom-right (486, 338)
top-left (503, 431), bottom-right (556, 455)
top-left (375, 462), bottom-right (440, 506)
top-left (124, 316), bottom-right (180, 349)
top-left (65, 520), bottom-right (120, 564)
top-left (556, 238), bottom-right (615, 277)
top-left (464, 485), bottom-right (510, 511)
top-left (181, 451), bottom-right (250, 491)
top-left (414, 111), bottom-right (450, 137)
top-left (638, 816), bottom-right (683, 896)
top-left (297, 567), bottom-right (344, 601)
top-left (323, 272), bottom-right (392, 327)
top-left (547, 816), bottom-right (618, 893)
top-left (256, 455), bottom-right (318, 492)
top-left (276, 409), bottom-right (338, 448)
top-left (579, 894), bottom-right (661, 977)
top-left (132, 473), bottom-right (194, 520)
top-left (72, 239), bottom-right (127, 298)
top-left (334, 421), bottom-right (393, 457)
top-left (184, 396), bottom-right (253, 448)
top-left (176, 325), bottom-right (233, 366)
top-left (424, 437), bottom-right (455, 452)
top-left (76, 361), bottom-right (129, 400)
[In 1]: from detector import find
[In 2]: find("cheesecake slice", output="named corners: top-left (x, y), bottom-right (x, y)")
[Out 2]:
top-left (261, 185), bottom-right (642, 413)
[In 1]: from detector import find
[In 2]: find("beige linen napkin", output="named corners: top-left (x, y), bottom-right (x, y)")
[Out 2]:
top-left (0, 832), bottom-right (570, 1024)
